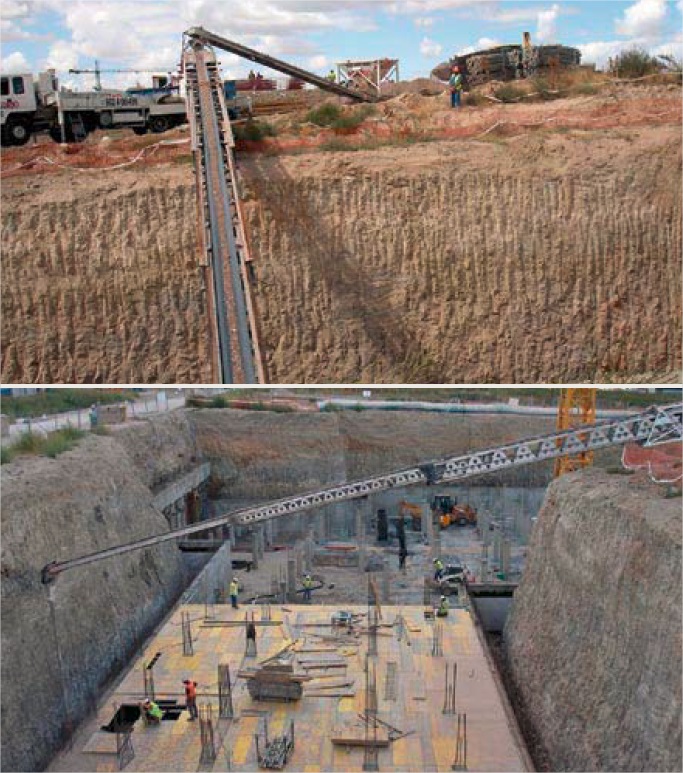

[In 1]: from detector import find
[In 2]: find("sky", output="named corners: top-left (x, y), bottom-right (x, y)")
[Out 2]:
top-left (1, 0), bottom-right (682, 89)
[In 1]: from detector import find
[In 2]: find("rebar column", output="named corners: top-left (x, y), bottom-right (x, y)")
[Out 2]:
top-left (287, 557), bottom-right (297, 602)
top-left (305, 531), bottom-right (315, 573)
top-left (355, 497), bottom-right (367, 569)
top-left (251, 529), bottom-right (259, 570)
top-left (218, 663), bottom-right (234, 719)
top-left (501, 538), bottom-right (511, 578)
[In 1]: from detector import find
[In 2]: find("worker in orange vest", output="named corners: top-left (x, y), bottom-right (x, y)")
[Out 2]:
top-left (183, 679), bottom-right (198, 721)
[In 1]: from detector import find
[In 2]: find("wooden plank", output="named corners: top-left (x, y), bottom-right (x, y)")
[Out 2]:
top-left (331, 737), bottom-right (390, 748)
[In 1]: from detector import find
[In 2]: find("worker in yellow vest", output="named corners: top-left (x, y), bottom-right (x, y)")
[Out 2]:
top-left (229, 577), bottom-right (239, 609)
top-left (303, 574), bottom-right (313, 602)
top-left (433, 557), bottom-right (444, 581)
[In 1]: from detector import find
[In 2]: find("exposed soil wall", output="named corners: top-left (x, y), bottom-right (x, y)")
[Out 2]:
top-left (504, 470), bottom-right (682, 771)
top-left (243, 127), bottom-right (681, 383)
top-left (0, 168), bottom-right (212, 383)
top-left (190, 408), bottom-right (560, 501)
top-left (2, 106), bottom-right (680, 384)
top-left (0, 415), bottom-right (202, 772)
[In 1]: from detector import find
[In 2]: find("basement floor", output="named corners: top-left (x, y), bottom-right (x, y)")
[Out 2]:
top-left (49, 603), bottom-right (530, 772)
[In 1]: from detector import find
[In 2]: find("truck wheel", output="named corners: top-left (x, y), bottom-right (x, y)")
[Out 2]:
top-left (458, 517), bottom-right (468, 526)
top-left (132, 126), bottom-right (148, 136)
top-left (8, 120), bottom-right (31, 146)
top-left (149, 116), bottom-right (170, 133)
top-left (99, 111), bottom-right (114, 129)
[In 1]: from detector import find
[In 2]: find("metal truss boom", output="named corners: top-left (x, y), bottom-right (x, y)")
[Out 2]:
top-left (185, 27), bottom-right (377, 102)
top-left (41, 403), bottom-right (681, 582)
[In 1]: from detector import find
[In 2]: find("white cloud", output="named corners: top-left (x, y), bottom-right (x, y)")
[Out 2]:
top-left (651, 33), bottom-right (683, 58)
top-left (476, 36), bottom-right (500, 49)
top-left (615, 0), bottom-right (667, 41)
top-left (457, 36), bottom-right (501, 55)
top-left (308, 54), bottom-right (329, 71)
top-left (420, 36), bottom-right (443, 57)
top-left (414, 16), bottom-right (434, 27)
top-left (577, 39), bottom-right (631, 68)
top-left (0, 1), bottom-right (33, 20)
top-left (43, 39), bottom-right (79, 71)
top-left (536, 3), bottom-right (560, 43)
top-left (1, 50), bottom-right (30, 71)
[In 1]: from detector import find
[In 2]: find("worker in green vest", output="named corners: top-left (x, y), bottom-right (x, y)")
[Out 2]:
top-left (437, 595), bottom-right (449, 617)
top-left (229, 577), bottom-right (239, 609)
top-left (326, 69), bottom-right (336, 82)
top-left (433, 557), bottom-right (444, 581)
top-left (303, 574), bottom-right (313, 603)
top-left (142, 699), bottom-right (163, 725)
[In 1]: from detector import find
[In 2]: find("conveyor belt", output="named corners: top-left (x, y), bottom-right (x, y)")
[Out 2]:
top-left (183, 41), bottom-right (264, 383)
top-left (41, 403), bottom-right (681, 582)
top-left (185, 27), bottom-right (378, 103)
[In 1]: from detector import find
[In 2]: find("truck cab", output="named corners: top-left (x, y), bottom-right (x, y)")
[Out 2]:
top-left (1, 73), bottom-right (37, 145)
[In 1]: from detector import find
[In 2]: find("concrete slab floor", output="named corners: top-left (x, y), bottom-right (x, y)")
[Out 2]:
top-left (48, 604), bottom-right (530, 773)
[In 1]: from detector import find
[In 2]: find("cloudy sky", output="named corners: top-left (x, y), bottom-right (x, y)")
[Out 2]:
top-left (1, 0), bottom-right (681, 88)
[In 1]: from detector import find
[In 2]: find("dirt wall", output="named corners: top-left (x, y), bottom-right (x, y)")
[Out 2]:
top-left (190, 408), bottom-right (595, 498)
top-left (504, 470), bottom-right (682, 771)
top-left (0, 168), bottom-right (212, 383)
top-left (0, 422), bottom-right (200, 771)
top-left (243, 127), bottom-right (681, 383)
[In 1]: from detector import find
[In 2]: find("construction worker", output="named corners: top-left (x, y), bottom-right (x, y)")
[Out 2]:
top-left (229, 577), bottom-right (239, 609)
top-left (182, 679), bottom-right (198, 721)
top-left (433, 557), bottom-right (444, 581)
top-left (437, 595), bottom-right (449, 617)
top-left (449, 65), bottom-right (463, 108)
top-left (141, 699), bottom-right (163, 725)
top-left (398, 546), bottom-right (408, 570)
top-left (326, 69), bottom-right (336, 82)
top-left (303, 574), bottom-right (313, 602)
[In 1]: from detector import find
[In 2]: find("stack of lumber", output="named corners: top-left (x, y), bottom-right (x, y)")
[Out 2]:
top-left (239, 659), bottom-right (311, 701)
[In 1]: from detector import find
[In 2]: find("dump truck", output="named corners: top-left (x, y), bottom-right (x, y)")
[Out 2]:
top-left (1, 69), bottom-right (187, 145)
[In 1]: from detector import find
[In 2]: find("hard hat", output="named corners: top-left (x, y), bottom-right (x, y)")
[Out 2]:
top-left (233, 577), bottom-right (238, 582)
top-left (441, 595), bottom-right (446, 600)
top-left (143, 698), bottom-right (151, 705)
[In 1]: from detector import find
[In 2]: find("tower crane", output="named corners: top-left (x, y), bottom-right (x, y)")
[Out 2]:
top-left (554, 388), bottom-right (597, 477)
top-left (68, 61), bottom-right (175, 91)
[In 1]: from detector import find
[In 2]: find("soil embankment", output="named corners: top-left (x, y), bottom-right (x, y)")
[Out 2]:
top-left (504, 469), bottom-right (682, 771)
top-left (0, 412), bottom-right (201, 772)
top-left (1, 169), bottom-right (211, 383)
top-left (1, 85), bottom-right (680, 383)
top-left (243, 124), bottom-right (681, 382)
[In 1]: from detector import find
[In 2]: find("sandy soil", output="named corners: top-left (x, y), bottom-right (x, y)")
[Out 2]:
top-left (1, 81), bottom-right (680, 383)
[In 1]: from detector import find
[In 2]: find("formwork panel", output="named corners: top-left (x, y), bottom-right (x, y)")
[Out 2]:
top-left (48, 605), bottom-right (529, 772)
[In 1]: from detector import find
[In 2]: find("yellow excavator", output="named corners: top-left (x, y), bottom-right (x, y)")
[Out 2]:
top-left (398, 498), bottom-right (477, 529)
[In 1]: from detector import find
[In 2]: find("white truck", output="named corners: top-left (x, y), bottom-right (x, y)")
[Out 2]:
top-left (1, 70), bottom-right (187, 145)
